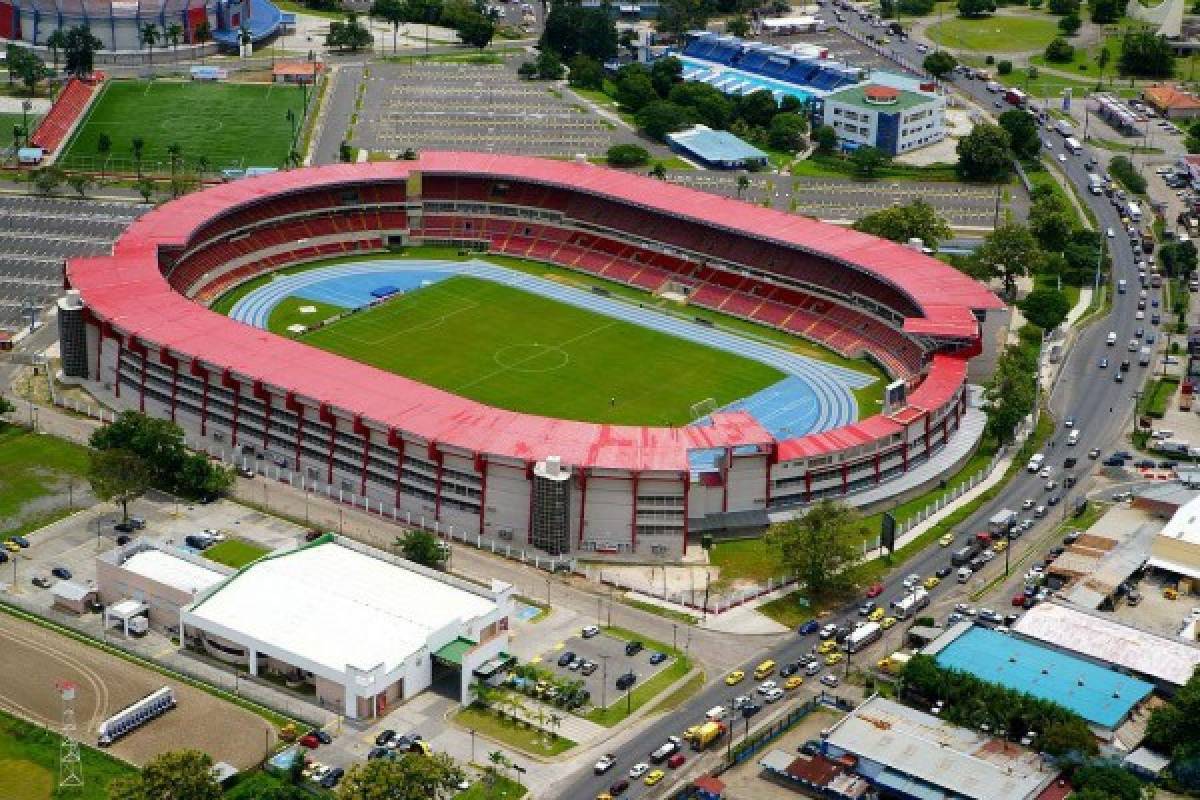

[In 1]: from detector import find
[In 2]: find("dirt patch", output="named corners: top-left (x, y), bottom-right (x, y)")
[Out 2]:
top-left (717, 707), bottom-right (844, 800)
top-left (0, 614), bottom-right (275, 770)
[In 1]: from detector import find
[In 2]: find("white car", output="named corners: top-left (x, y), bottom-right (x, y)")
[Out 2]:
top-left (1106, 227), bottom-right (1115, 238)
top-left (820, 674), bottom-right (840, 688)
top-left (594, 754), bottom-right (617, 774)
top-left (916, 43), bottom-right (929, 53)
top-left (1057, 153), bottom-right (1067, 162)
top-left (1035, 505), bottom-right (1047, 517)
top-left (629, 763), bottom-right (650, 779)
top-left (1022, 498), bottom-right (1034, 509)
top-left (903, 573), bottom-right (921, 590)
top-left (763, 688), bottom-right (785, 703)
top-left (1039, 467), bottom-right (1052, 478)
top-left (731, 695), bottom-right (751, 710)
top-left (581, 625), bottom-right (600, 638)
top-left (757, 681), bottom-right (779, 695)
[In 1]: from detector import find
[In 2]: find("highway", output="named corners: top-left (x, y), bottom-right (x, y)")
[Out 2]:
top-left (554, 13), bottom-right (1158, 800)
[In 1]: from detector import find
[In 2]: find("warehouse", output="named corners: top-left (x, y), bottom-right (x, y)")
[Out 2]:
top-left (180, 535), bottom-right (514, 719)
top-left (96, 538), bottom-right (233, 631)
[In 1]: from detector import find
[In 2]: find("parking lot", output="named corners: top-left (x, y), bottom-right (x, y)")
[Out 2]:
top-left (355, 61), bottom-right (618, 157)
top-left (530, 629), bottom-right (677, 711)
top-left (0, 195), bottom-right (144, 332)
top-left (763, 27), bottom-right (897, 73)
top-left (666, 170), bottom-right (1017, 228)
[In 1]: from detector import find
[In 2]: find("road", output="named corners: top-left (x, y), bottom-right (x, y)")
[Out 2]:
top-left (555, 14), bottom-right (1157, 800)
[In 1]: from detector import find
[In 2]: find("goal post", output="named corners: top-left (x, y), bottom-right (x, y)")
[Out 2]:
top-left (690, 397), bottom-right (719, 420)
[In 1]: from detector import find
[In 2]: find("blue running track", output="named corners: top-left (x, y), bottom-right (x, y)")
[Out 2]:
top-left (227, 259), bottom-right (874, 448)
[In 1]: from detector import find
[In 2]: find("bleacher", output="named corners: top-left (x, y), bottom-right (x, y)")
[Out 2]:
top-left (679, 32), bottom-right (866, 97)
top-left (30, 76), bottom-right (103, 153)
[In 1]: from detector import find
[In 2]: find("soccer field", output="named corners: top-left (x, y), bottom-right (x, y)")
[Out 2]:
top-left (295, 276), bottom-right (785, 426)
top-left (60, 80), bottom-right (303, 172)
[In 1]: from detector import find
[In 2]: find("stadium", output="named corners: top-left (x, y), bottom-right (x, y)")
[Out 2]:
top-left (0, 0), bottom-right (282, 51)
top-left (61, 153), bottom-right (1001, 560)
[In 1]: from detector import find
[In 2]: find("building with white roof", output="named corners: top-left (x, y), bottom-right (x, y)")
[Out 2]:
top-left (1011, 602), bottom-right (1200, 691)
top-left (180, 535), bottom-right (513, 719)
top-left (1148, 492), bottom-right (1200, 588)
top-left (96, 537), bottom-right (233, 631)
top-left (821, 696), bottom-right (1057, 800)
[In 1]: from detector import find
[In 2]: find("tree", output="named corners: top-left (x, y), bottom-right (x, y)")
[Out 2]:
top-left (736, 174), bottom-right (750, 198)
top-left (765, 500), bottom-right (864, 602)
top-left (131, 136), bottom-right (146, 179)
top-left (1047, 0), bottom-right (1078, 12)
top-left (1147, 666), bottom-right (1200, 756)
top-left (1090, 0), bottom-right (1120, 23)
top-left (46, 29), bottom-right (67, 71)
top-left (1108, 154), bottom-right (1147, 194)
top-left (0, 394), bottom-right (14, 420)
top-left (956, 123), bottom-right (1012, 181)
top-left (371, 0), bottom-right (407, 53)
top-left (726, 13), bottom-right (750, 36)
top-left (668, 81), bottom-right (732, 129)
top-left (8, 46), bottom-right (49, 95)
top-left (1045, 36), bottom-right (1075, 62)
top-left (998, 109), bottom-right (1040, 158)
top-left (650, 56), bottom-right (683, 98)
top-left (973, 222), bottom-right (1040, 297)
top-left (89, 448), bottom-right (152, 522)
top-left (396, 530), bottom-right (447, 568)
top-left (327, 13), bottom-right (373, 52)
top-left (656, 0), bottom-right (713, 35)
top-left (1019, 287), bottom-right (1070, 330)
top-left (1118, 30), bottom-right (1175, 79)
top-left (517, 61), bottom-right (539, 79)
top-left (541, 4), bottom-right (617, 62)
top-left (141, 23), bottom-right (160, 63)
top-left (567, 55), bottom-right (604, 90)
top-left (107, 750), bottom-right (221, 800)
top-left (767, 112), bottom-right (808, 152)
top-left (193, 19), bottom-right (212, 54)
top-left (734, 89), bottom-right (778, 129)
top-left (813, 124), bottom-right (838, 154)
top-left (1070, 764), bottom-right (1143, 800)
top-left (923, 50), bottom-right (958, 78)
top-left (649, 161), bottom-right (667, 179)
top-left (67, 172), bottom-right (94, 197)
top-left (1160, 239), bottom-right (1199, 278)
top-left (957, 0), bottom-right (995, 16)
top-left (1057, 12), bottom-right (1081, 33)
top-left (853, 199), bottom-right (952, 247)
top-left (455, 11), bottom-right (494, 48)
top-left (983, 340), bottom-right (1039, 443)
top-left (137, 177), bottom-right (156, 203)
top-left (335, 753), bottom-right (464, 800)
top-left (91, 411), bottom-right (232, 501)
top-left (635, 100), bottom-right (694, 141)
top-left (605, 143), bottom-right (650, 167)
top-left (32, 165), bottom-right (64, 195)
top-left (997, 59), bottom-right (1013, 75)
top-left (898, 0), bottom-right (936, 11)
top-left (535, 49), bottom-right (564, 80)
top-left (849, 145), bottom-right (890, 179)
top-left (96, 131), bottom-right (113, 175)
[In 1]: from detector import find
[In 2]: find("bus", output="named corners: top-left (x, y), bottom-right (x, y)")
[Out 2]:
top-left (891, 588), bottom-right (929, 620)
top-left (845, 621), bottom-right (883, 653)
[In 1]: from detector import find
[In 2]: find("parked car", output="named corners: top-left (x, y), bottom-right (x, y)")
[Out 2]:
top-left (581, 660), bottom-right (598, 676)
top-left (797, 620), bottom-right (819, 636)
top-left (50, 567), bottom-right (72, 580)
top-left (31, 575), bottom-right (52, 588)
top-left (581, 625), bottom-right (600, 638)
top-left (298, 734), bottom-right (321, 749)
top-left (308, 729), bottom-right (332, 745)
top-left (557, 651), bottom-right (575, 667)
top-left (624, 641), bottom-right (643, 657)
top-left (615, 672), bottom-right (637, 691)
top-left (375, 730), bottom-right (396, 747)
top-left (648, 652), bottom-right (667, 666)
top-left (11, 535), bottom-right (29, 548)
top-left (319, 767), bottom-right (344, 788)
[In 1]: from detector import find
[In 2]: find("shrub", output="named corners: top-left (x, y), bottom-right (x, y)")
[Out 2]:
top-left (997, 60), bottom-right (1013, 75)
top-left (605, 144), bottom-right (650, 167)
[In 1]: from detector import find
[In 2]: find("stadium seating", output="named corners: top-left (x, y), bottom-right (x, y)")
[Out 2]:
top-left (30, 76), bottom-right (102, 153)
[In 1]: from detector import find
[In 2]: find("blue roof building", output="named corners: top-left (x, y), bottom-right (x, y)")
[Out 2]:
top-left (665, 125), bottom-right (769, 170)
top-left (930, 624), bottom-right (1154, 731)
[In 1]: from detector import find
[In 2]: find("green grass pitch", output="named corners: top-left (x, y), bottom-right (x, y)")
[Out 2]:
top-left (288, 276), bottom-right (784, 426)
top-left (60, 80), bottom-right (303, 172)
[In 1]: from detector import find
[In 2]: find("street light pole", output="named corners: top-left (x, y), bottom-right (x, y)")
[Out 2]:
top-left (601, 655), bottom-right (609, 709)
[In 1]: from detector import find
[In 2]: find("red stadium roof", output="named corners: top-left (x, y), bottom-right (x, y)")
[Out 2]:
top-left (69, 154), bottom-right (991, 473)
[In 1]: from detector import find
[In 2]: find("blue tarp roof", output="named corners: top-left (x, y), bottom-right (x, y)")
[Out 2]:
top-left (667, 126), bottom-right (768, 164)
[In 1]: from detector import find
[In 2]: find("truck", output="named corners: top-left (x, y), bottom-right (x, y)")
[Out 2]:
top-left (1064, 136), bottom-right (1082, 155)
top-left (650, 737), bottom-right (682, 764)
top-left (845, 621), bottom-right (883, 653)
top-left (877, 651), bottom-right (912, 674)
top-left (1088, 174), bottom-right (1106, 195)
top-left (952, 542), bottom-right (983, 566)
top-left (1005, 88), bottom-right (1028, 106)
top-left (686, 721), bottom-right (726, 750)
top-left (1142, 231), bottom-right (1155, 254)
top-left (1140, 346), bottom-right (1152, 366)
top-left (891, 587), bottom-right (930, 619)
top-left (1055, 119), bottom-right (1075, 137)
top-left (985, 80), bottom-right (1003, 93)
top-left (1128, 201), bottom-right (1143, 222)
top-left (1027, 453), bottom-right (1045, 472)
top-left (988, 510), bottom-right (1017, 536)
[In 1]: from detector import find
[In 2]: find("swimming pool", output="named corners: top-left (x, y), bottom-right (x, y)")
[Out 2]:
top-left (677, 55), bottom-right (814, 104)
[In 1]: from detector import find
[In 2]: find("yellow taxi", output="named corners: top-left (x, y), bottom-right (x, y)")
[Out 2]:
top-left (2, 541), bottom-right (19, 553)
top-left (817, 640), bottom-right (838, 654)
top-left (645, 770), bottom-right (665, 786)
top-left (880, 616), bottom-right (897, 629)
top-left (867, 607), bottom-right (885, 622)
top-left (923, 576), bottom-right (941, 590)
top-left (938, 533), bottom-right (955, 547)
top-left (597, 794), bottom-right (613, 800)
top-left (725, 670), bottom-right (745, 686)
top-left (993, 539), bottom-right (1008, 553)
top-left (784, 676), bottom-right (803, 690)
top-left (753, 660), bottom-right (776, 679)
top-left (825, 652), bottom-right (844, 666)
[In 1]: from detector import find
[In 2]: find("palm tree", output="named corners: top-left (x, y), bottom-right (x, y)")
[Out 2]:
top-left (194, 19), bottom-right (212, 63)
top-left (485, 750), bottom-right (509, 798)
top-left (46, 29), bottom-right (67, 72)
top-left (195, 154), bottom-right (209, 181)
top-left (131, 137), bottom-right (145, 179)
top-left (736, 174), bottom-right (750, 198)
top-left (141, 24), bottom-right (159, 64)
top-left (166, 142), bottom-right (183, 196)
top-left (166, 23), bottom-right (183, 62)
top-left (96, 132), bottom-right (111, 179)
top-left (650, 162), bottom-right (667, 180)
top-left (470, 681), bottom-right (494, 711)
top-left (547, 712), bottom-right (563, 741)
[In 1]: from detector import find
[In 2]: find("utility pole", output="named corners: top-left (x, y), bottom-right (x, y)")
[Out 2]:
top-left (56, 681), bottom-right (84, 792)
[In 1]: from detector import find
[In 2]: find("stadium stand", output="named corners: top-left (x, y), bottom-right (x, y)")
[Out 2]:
top-left (30, 75), bottom-right (104, 153)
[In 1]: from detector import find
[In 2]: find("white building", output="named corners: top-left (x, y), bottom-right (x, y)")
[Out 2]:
top-left (822, 84), bottom-right (946, 156)
top-left (180, 536), bottom-right (514, 719)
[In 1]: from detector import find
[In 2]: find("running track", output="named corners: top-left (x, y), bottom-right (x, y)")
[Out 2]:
top-left (227, 259), bottom-right (871, 436)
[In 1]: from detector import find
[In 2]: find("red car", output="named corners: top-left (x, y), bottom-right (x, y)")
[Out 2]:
top-left (298, 734), bottom-right (321, 749)
top-left (667, 753), bottom-right (687, 769)
top-left (1012, 594), bottom-right (1026, 607)
top-left (865, 583), bottom-right (884, 598)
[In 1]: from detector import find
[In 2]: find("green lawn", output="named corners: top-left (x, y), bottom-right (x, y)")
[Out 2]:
top-left (455, 774), bottom-right (528, 800)
top-left (0, 111), bottom-right (40, 141)
top-left (268, 296), bottom-right (348, 334)
top-left (790, 154), bottom-right (963, 183)
top-left (584, 626), bottom-right (692, 727)
top-left (452, 705), bottom-right (576, 756)
top-left (0, 709), bottom-right (136, 800)
top-left (0, 424), bottom-right (89, 526)
top-left (927, 15), bottom-right (1059, 52)
top-left (202, 539), bottom-right (270, 569)
top-left (60, 80), bottom-right (305, 174)
top-left (296, 275), bottom-right (783, 425)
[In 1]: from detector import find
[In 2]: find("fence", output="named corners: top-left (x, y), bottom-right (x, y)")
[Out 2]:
top-left (723, 697), bottom-right (820, 769)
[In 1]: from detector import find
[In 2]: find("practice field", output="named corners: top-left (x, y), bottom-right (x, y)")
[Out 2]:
top-left (927, 15), bottom-right (1059, 52)
top-left (60, 80), bottom-right (303, 173)
top-left (298, 275), bottom-right (785, 426)
top-left (0, 614), bottom-right (275, 771)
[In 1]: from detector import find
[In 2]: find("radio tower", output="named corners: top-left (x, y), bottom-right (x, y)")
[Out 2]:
top-left (56, 680), bottom-right (84, 791)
